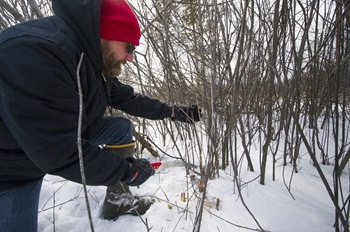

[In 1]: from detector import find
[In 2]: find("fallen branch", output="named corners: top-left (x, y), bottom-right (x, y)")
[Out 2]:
top-left (133, 129), bottom-right (159, 157)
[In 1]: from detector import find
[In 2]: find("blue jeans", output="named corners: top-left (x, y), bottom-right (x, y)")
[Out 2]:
top-left (89, 116), bottom-right (133, 146)
top-left (0, 178), bottom-right (43, 232)
top-left (0, 116), bottom-right (133, 232)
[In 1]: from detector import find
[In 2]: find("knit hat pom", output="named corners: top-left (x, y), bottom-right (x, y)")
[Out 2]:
top-left (100, 0), bottom-right (141, 46)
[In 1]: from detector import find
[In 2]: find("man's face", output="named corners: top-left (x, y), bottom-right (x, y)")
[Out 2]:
top-left (101, 40), bottom-right (135, 77)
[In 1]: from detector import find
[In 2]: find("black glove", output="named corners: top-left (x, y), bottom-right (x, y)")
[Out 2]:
top-left (123, 157), bottom-right (155, 186)
top-left (171, 105), bottom-right (201, 123)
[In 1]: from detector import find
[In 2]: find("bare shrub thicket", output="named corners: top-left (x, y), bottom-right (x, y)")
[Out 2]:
top-left (0, 0), bottom-right (51, 29)
top-left (129, 0), bottom-right (349, 231)
top-left (1, 0), bottom-right (349, 231)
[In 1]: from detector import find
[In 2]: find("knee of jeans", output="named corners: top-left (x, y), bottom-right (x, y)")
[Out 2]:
top-left (124, 118), bottom-right (133, 141)
top-left (110, 117), bottom-right (134, 144)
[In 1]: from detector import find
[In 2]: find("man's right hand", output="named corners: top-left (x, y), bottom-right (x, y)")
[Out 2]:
top-left (123, 157), bottom-right (155, 186)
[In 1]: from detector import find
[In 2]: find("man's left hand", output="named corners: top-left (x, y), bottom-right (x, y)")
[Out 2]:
top-left (171, 105), bottom-right (201, 123)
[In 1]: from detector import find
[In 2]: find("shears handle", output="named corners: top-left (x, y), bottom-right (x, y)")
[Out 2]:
top-left (150, 162), bottom-right (162, 170)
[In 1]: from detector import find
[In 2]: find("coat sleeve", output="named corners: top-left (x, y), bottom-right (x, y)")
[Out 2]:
top-left (106, 77), bottom-right (172, 120)
top-left (0, 37), bottom-right (129, 186)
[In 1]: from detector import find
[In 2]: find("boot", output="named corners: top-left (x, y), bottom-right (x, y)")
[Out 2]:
top-left (101, 141), bottom-right (154, 220)
top-left (102, 182), bottom-right (155, 220)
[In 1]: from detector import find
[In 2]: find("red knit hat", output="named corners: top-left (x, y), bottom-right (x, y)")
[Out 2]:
top-left (100, 0), bottom-right (141, 46)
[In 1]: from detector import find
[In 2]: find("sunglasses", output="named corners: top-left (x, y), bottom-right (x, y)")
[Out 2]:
top-left (126, 43), bottom-right (136, 54)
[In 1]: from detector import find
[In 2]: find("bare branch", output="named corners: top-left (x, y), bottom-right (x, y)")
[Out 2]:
top-left (76, 53), bottom-right (95, 232)
top-left (0, 0), bottom-right (25, 24)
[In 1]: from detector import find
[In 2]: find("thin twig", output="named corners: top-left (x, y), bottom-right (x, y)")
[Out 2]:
top-left (204, 208), bottom-right (270, 232)
top-left (76, 53), bottom-right (95, 232)
top-left (40, 180), bottom-right (68, 211)
top-left (148, 195), bottom-right (194, 214)
top-left (39, 197), bottom-right (80, 213)
top-left (231, 153), bottom-right (266, 231)
top-left (52, 190), bottom-right (56, 232)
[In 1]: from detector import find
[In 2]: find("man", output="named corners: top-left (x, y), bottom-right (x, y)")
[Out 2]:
top-left (0, 0), bottom-right (200, 231)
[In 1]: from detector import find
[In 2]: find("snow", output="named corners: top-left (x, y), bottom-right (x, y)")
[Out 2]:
top-left (37, 127), bottom-right (348, 232)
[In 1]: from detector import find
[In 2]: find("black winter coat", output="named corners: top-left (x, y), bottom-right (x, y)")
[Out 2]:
top-left (0, 0), bottom-right (171, 185)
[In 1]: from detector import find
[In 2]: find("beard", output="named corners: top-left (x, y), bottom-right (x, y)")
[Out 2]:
top-left (101, 41), bottom-right (122, 77)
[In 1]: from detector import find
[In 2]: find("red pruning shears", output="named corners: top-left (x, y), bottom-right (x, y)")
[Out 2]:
top-left (150, 162), bottom-right (162, 170)
top-left (151, 161), bottom-right (197, 170)
top-left (130, 162), bottom-right (162, 183)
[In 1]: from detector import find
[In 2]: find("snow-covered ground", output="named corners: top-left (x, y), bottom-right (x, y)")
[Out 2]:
top-left (37, 128), bottom-right (348, 232)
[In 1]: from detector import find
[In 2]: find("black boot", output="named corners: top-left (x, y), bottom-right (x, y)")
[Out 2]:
top-left (101, 141), bottom-right (154, 220)
top-left (102, 182), bottom-right (155, 220)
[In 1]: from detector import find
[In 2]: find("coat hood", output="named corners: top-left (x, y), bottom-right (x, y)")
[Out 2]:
top-left (52, 0), bottom-right (102, 70)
